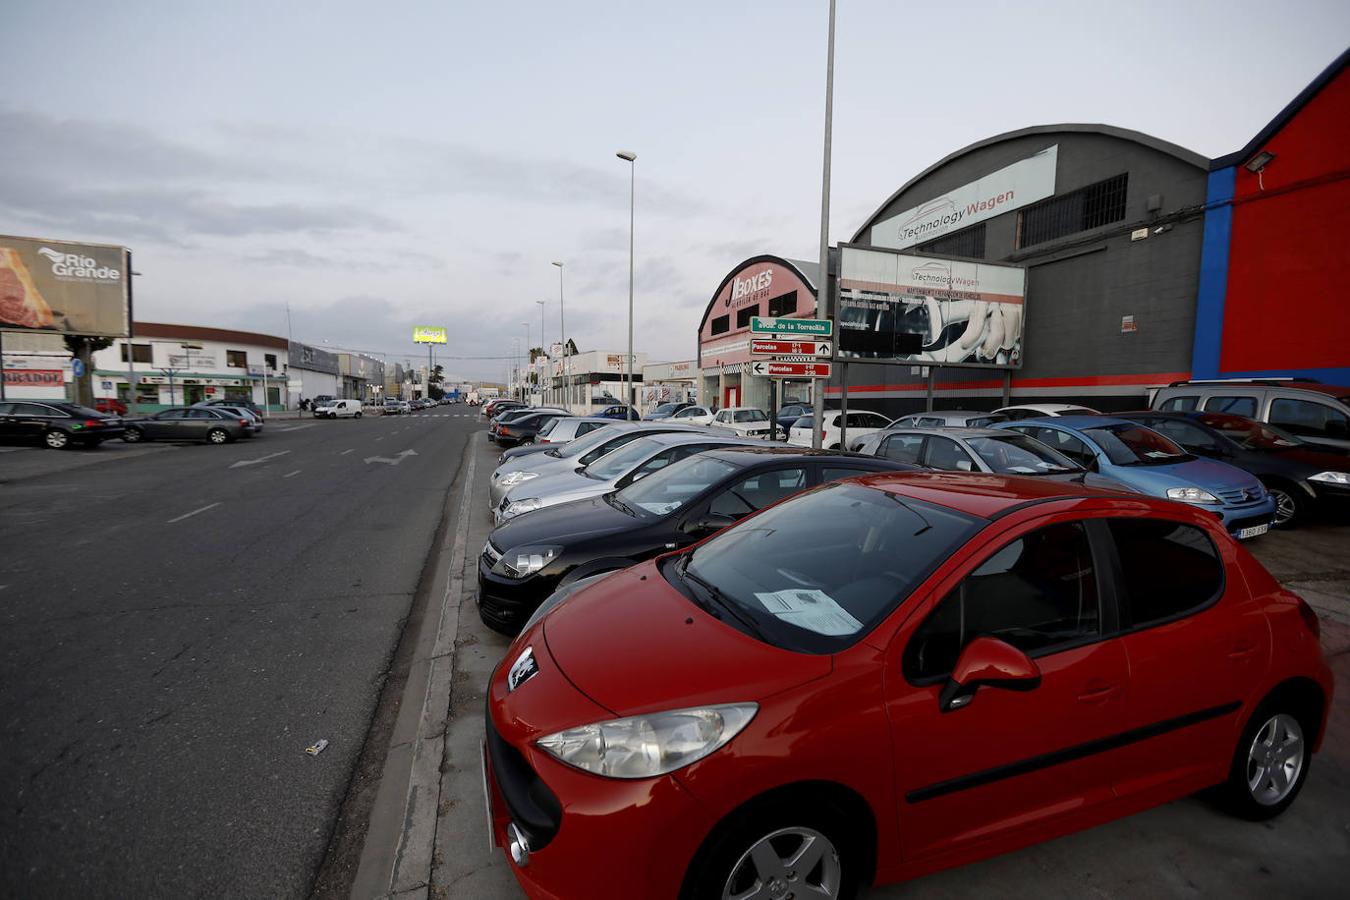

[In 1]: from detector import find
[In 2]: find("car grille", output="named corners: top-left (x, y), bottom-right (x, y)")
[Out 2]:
top-left (1216, 487), bottom-right (1265, 506)
top-left (482, 540), bottom-right (503, 568)
top-left (485, 707), bottom-right (562, 850)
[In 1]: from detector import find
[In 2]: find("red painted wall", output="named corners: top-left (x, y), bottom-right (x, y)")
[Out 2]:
top-left (1221, 68), bottom-right (1350, 372)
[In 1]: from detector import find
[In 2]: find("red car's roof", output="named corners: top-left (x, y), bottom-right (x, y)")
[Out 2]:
top-left (848, 471), bottom-right (1135, 520)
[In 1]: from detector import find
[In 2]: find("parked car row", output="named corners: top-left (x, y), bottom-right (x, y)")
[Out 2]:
top-left (483, 455), bottom-right (1333, 900)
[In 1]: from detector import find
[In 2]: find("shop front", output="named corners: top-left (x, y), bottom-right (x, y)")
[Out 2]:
top-left (696, 256), bottom-right (823, 412)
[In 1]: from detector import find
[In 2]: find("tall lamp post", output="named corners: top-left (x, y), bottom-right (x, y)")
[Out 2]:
top-left (616, 151), bottom-right (637, 419)
top-left (551, 261), bottom-right (568, 412)
top-left (810, 0), bottom-right (837, 450)
top-left (523, 321), bottom-right (531, 403)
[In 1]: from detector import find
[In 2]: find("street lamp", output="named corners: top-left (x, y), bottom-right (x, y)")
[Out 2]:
top-left (551, 261), bottom-right (568, 412)
top-left (523, 321), bottom-right (531, 403)
top-left (617, 151), bottom-right (636, 419)
top-left (536, 299), bottom-right (546, 404)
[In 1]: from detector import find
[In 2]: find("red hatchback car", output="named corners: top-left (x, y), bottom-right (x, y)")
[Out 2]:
top-left (484, 473), bottom-right (1331, 900)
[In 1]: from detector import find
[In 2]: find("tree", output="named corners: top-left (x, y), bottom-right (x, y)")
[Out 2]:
top-left (63, 334), bottom-right (113, 407)
top-left (428, 364), bottom-right (444, 384)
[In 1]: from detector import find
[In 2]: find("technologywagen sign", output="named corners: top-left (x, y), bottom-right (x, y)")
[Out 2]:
top-left (0, 235), bottom-right (131, 337)
top-left (869, 145), bottom-right (1058, 250)
top-left (837, 244), bottom-right (1027, 369)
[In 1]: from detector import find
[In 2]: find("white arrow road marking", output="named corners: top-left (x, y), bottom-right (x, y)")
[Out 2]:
top-left (364, 449), bottom-right (419, 466)
top-left (229, 450), bottom-right (292, 469)
top-left (166, 502), bottom-right (221, 524)
top-left (340, 449), bottom-right (355, 455)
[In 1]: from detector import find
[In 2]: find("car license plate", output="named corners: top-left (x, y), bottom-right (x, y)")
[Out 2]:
top-left (480, 740), bottom-right (497, 851)
top-left (1237, 523), bottom-right (1269, 540)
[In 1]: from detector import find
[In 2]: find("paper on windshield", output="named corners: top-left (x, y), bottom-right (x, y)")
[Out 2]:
top-left (754, 589), bottom-right (862, 636)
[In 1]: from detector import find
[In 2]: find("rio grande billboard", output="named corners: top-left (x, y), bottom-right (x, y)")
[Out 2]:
top-left (837, 245), bottom-right (1027, 369)
top-left (0, 235), bottom-right (131, 337)
top-left (412, 325), bottom-right (447, 344)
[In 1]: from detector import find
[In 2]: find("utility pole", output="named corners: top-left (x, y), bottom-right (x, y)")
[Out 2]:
top-left (552, 262), bottom-right (568, 412)
top-left (810, 0), bottom-right (837, 450)
top-left (536, 300), bottom-right (546, 403)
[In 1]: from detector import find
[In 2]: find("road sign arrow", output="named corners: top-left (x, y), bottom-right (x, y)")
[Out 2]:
top-left (229, 450), bottom-right (292, 469)
top-left (363, 449), bottom-right (419, 466)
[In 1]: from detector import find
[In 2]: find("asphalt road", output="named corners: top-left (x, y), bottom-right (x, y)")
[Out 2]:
top-left (0, 410), bottom-right (480, 897)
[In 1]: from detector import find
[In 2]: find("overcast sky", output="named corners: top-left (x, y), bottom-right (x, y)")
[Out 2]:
top-left (3, 1), bottom-right (1347, 381)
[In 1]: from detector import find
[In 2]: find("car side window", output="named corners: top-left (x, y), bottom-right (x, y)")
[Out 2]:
top-left (1159, 395), bottom-right (1199, 412)
top-left (1107, 519), bottom-right (1223, 628)
top-left (1269, 398), bottom-right (1350, 440)
top-left (1203, 395), bottom-right (1257, 417)
top-left (880, 434), bottom-right (924, 464)
top-left (1145, 418), bottom-right (1221, 453)
top-left (1030, 428), bottom-right (1095, 467)
top-left (157, 410), bottom-right (189, 420)
top-left (904, 521), bottom-right (1101, 682)
top-left (708, 467), bottom-right (809, 518)
top-left (822, 466), bottom-right (879, 481)
top-left (186, 409), bottom-right (217, 419)
top-left (916, 417), bottom-right (944, 427)
top-left (923, 436), bottom-right (977, 472)
top-left (11, 402), bottom-right (56, 417)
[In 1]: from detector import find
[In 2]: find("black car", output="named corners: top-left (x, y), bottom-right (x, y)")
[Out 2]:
top-left (489, 407), bottom-right (565, 442)
top-left (477, 447), bottom-right (915, 634)
top-left (776, 402), bottom-right (813, 434)
top-left (122, 407), bottom-right (252, 445)
top-left (0, 401), bottom-right (125, 449)
top-left (1118, 410), bottom-right (1350, 526)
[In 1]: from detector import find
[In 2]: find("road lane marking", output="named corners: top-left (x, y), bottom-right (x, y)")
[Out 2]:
top-left (283, 470), bottom-right (302, 478)
top-left (274, 424), bottom-right (316, 433)
top-left (364, 449), bottom-right (418, 466)
top-left (341, 449), bottom-right (355, 455)
top-left (166, 502), bottom-right (221, 524)
top-left (229, 450), bottom-right (292, 469)
top-left (374, 437), bottom-right (385, 442)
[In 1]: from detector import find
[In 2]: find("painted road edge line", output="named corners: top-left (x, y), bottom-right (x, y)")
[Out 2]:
top-left (166, 502), bottom-right (221, 524)
top-left (283, 470), bottom-right (302, 478)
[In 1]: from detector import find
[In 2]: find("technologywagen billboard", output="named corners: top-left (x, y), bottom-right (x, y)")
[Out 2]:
top-left (837, 244), bottom-right (1027, 369)
top-left (0, 235), bottom-right (131, 337)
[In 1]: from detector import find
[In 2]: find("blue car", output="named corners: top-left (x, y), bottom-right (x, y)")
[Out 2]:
top-left (594, 404), bottom-right (638, 420)
top-left (995, 416), bottom-right (1277, 539)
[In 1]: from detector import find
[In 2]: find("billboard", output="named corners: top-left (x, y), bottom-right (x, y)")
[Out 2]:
top-left (413, 325), bottom-right (447, 344)
top-left (869, 145), bottom-right (1057, 251)
top-left (837, 245), bottom-right (1027, 369)
top-left (0, 235), bottom-right (131, 337)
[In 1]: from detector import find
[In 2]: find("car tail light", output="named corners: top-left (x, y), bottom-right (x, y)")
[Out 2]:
top-left (240, 419), bottom-right (250, 426)
top-left (1296, 597), bottom-right (1321, 640)
top-left (501, 426), bottom-right (512, 436)
top-left (83, 419), bottom-right (102, 428)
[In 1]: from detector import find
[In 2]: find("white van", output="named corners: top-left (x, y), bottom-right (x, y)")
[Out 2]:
top-left (315, 399), bottom-right (363, 419)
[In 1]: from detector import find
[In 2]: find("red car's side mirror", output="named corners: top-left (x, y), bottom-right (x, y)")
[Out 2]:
top-left (939, 637), bottom-right (1042, 713)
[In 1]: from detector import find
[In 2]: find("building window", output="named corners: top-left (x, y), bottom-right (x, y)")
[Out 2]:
top-left (711, 314), bottom-right (730, 336)
top-left (226, 349), bottom-right (248, 368)
top-left (767, 291), bottom-right (797, 318)
top-left (919, 223), bottom-right (986, 259)
top-left (735, 305), bottom-right (758, 329)
top-left (1017, 173), bottom-right (1128, 248)
top-left (120, 343), bottom-right (153, 363)
top-left (264, 353), bottom-right (277, 370)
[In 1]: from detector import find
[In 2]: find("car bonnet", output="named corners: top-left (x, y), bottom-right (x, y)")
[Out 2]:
top-left (541, 561), bottom-right (831, 716)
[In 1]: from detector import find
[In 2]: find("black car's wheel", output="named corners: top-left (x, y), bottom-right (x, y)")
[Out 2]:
top-left (43, 429), bottom-right (71, 450)
top-left (682, 798), bottom-right (860, 900)
top-left (207, 428), bottom-right (230, 445)
top-left (1217, 700), bottom-right (1313, 821)
top-left (122, 427), bottom-right (144, 443)
top-left (1266, 482), bottom-right (1304, 527)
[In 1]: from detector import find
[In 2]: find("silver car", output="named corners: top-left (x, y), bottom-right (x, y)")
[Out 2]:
top-left (533, 416), bottom-right (612, 445)
top-left (210, 405), bottom-right (263, 435)
top-left (853, 426), bottom-right (1135, 492)
top-left (493, 431), bottom-right (755, 523)
top-left (489, 422), bottom-right (703, 512)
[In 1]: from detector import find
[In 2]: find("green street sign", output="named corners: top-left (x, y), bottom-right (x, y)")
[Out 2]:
top-left (749, 316), bottom-right (833, 337)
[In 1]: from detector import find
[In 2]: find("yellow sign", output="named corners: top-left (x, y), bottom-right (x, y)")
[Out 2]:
top-left (413, 325), bottom-right (447, 344)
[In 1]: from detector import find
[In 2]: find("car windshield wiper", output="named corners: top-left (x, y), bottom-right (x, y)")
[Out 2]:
top-left (605, 493), bottom-right (639, 517)
top-left (679, 558), bottom-right (769, 640)
top-left (545, 448), bottom-right (562, 458)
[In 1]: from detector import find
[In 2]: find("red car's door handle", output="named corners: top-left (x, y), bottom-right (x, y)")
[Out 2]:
top-left (1228, 641), bottom-right (1259, 659)
top-left (1076, 681), bottom-right (1118, 705)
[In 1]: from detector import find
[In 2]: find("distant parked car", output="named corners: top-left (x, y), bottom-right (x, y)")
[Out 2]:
top-left (993, 403), bottom-right (1101, 420)
top-left (490, 407), bottom-right (569, 443)
top-left (594, 404), bottom-right (639, 420)
top-left (94, 398), bottom-right (128, 416)
top-left (996, 416), bottom-right (1276, 539)
top-left (644, 401), bottom-right (694, 421)
top-left (0, 401), bottom-right (125, 449)
top-left (194, 398), bottom-right (264, 418)
top-left (493, 410), bottom-right (571, 447)
top-left (887, 409), bottom-right (1010, 430)
top-left (483, 399), bottom-right (525, 418)
top-left (534, 416), bottom-right (611, 445)
top-left (211, 404), bottom-right (264, 435)
top-left (776, 402), bottom-right (813, 433)
top-left (788, 409), bottom-right (891, 449)
top-left (1115, 410), bottom-right (1350, 526)
top-left (712, 406), bottom-right (772, 438)
top-left (1151, 378), bottom-right (1350, 449)
top-left (381, 399), bottom-right (406, 415)
top-left (668, 405), bottom-right (715, 426)
top-left (122, 407), bottom-right (250, 445)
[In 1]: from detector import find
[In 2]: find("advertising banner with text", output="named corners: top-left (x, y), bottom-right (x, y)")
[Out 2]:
top-left (0, 234), bottom-right (131, 337)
